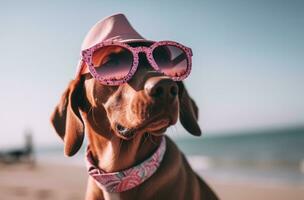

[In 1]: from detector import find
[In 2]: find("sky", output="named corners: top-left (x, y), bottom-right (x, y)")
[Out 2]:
top-left (0, 0), bottom-right (303, 147)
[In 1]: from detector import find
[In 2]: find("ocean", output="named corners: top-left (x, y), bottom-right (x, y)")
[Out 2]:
top-left (37, 126), bottom-right (304, 186)
top-left (174, 126), bottom-right (304, 185)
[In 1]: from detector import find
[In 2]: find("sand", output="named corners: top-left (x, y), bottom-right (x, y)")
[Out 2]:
top-left (207, 176), bottom-right (304, 200)
top-left (0, 163), bottom-right (87, 200)
top-left (0, 162), bottom-right (303, 200)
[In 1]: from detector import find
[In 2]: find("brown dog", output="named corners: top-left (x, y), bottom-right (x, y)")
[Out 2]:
top-left (50, 14), bottom-right (218, 200)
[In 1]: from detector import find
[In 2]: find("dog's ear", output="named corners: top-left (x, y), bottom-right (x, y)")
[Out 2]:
top-left (177, 82), bottom-right (201, 136)
top-left (50, 77), bottom-right (85, 156)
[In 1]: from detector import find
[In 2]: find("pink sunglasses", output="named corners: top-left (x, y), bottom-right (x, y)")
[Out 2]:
top-left (79, 40), bottom-right (193, 85)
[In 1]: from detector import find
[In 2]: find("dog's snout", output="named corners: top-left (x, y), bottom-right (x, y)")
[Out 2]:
top-left (145, 77), bottom-right (178, 101)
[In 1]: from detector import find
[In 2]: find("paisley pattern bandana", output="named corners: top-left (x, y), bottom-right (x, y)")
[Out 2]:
top-left (86, 137), bottom-right (166, 193)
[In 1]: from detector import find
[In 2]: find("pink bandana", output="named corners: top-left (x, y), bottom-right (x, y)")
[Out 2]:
top-left (86, 137), bottom-right (166, 193)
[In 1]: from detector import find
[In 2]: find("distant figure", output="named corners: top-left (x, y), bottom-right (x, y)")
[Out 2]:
top-left (0, 131), bottom-right (35, 166)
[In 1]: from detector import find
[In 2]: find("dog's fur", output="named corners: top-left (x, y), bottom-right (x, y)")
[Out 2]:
top-left (51, 43), bottom-right (218, 200)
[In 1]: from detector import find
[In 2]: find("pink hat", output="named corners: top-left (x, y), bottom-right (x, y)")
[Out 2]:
top-left (76, 13), bottom-right (154, 76)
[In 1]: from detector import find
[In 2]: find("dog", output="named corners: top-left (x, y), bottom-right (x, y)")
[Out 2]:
top-left (50, 13), bottom-right (218, 200)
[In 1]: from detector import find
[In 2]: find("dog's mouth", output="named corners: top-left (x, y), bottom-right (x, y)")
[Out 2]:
top-left (115, 117), bottom-right (171, 140)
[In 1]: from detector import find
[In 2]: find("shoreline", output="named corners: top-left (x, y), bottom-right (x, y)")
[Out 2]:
top-left (1, 162), bottom-right (304, 200)
top-left (38, 153), bottom-right (304, 186)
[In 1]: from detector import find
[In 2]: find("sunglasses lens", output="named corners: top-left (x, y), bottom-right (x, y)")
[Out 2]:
top-left (153, 45), bottom-right (188, 79)
top-left (92, 46), bottom-right (133, 81)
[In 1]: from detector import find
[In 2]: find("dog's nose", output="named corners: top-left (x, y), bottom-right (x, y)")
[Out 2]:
top-left (145, 77), bottom-right (178, 101)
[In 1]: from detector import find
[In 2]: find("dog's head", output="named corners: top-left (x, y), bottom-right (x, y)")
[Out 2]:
top-left (50, 42), bottom-right (201, 156)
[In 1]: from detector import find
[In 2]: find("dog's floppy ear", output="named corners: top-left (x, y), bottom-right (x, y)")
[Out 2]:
top-left (177, 82), bottom-right (201, 136)
top-left (50, 77), bottom-right (85, 156)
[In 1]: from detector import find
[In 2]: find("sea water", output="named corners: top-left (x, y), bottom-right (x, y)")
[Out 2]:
top-left (174, 126), bottom-right (304, 185)
top-left (37, 126), bottom-right (304, 185)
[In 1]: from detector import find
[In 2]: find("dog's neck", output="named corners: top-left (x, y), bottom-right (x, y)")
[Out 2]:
top-left (87, 129), bottom-right (162, 173)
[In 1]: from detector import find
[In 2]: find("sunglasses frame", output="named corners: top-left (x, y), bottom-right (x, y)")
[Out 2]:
top-left (81, 40), bottom-right (193, 85)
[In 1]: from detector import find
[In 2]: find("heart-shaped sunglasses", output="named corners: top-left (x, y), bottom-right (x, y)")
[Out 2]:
top-left (79, 40), bottom-right (193, 86)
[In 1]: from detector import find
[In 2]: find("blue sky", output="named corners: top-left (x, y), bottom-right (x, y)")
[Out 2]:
top-left (0, 0), bottom-right (303, 147)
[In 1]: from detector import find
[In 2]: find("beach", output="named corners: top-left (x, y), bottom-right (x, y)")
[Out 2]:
top-left (0, 163), bottom-right (87, 200)
top-left (1, 128), bottom-right (304, 199)
top-left (1, 162), bottom-right (303, 200)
